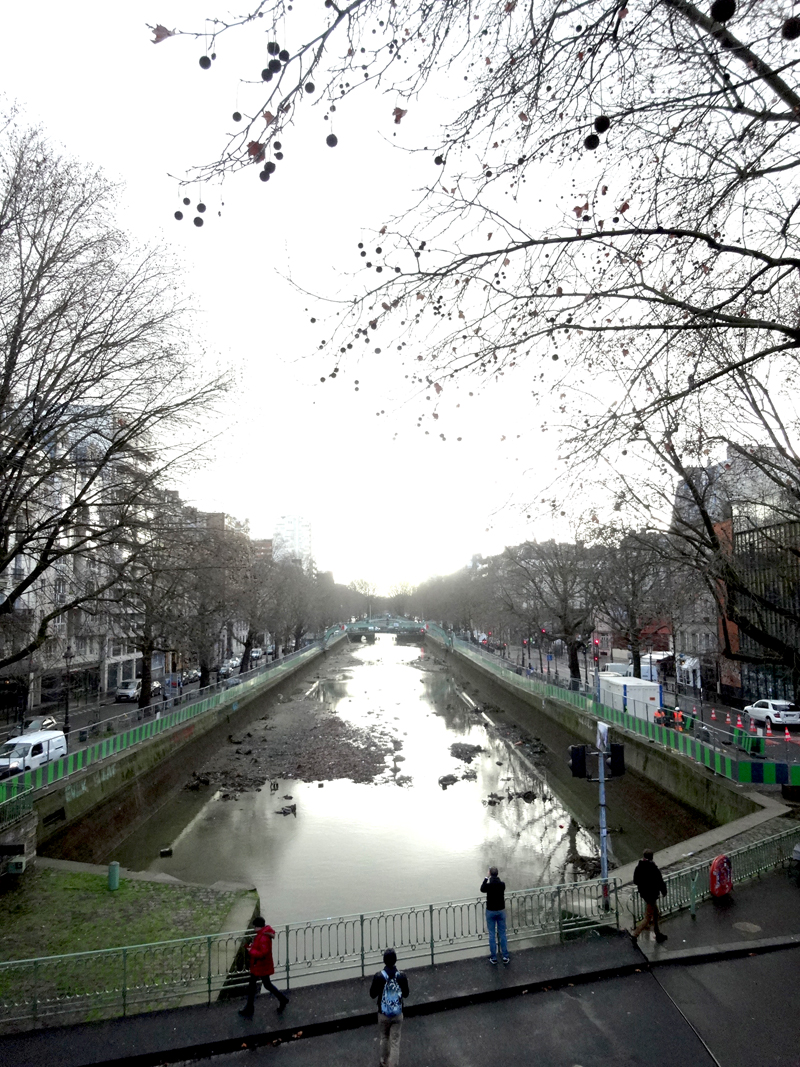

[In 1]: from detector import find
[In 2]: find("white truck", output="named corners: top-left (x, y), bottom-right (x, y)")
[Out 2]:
top-left (598, 675), bottom-right (663, 723)
top-left (639, 651), bottom-right (671, 682)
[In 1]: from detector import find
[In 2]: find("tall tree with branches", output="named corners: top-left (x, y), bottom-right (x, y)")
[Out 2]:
top-left (150, 1), bottom-right (800, 443)
top-left (0, 123), bottom-right (223, 672)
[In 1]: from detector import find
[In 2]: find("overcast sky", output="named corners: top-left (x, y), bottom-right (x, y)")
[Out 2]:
top-left (4, 1), bottom-right (580, 593)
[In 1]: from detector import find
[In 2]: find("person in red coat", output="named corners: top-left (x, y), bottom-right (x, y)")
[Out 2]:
top-left (239, 916), bottom-right (289, 1017)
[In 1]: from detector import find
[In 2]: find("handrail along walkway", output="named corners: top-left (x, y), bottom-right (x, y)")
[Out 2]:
top-left (0, 876), bottom-right (618, 1029)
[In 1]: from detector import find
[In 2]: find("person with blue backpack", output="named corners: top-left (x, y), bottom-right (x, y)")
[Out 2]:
top-left (369, 947), bottom-right (410, 1067)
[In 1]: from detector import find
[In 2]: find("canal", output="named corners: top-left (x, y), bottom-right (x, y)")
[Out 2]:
top-left (112, 637), bottom-right (713, 925)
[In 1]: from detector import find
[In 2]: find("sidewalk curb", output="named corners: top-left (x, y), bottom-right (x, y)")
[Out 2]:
top-left (643, 932), bottom-right (800, 968)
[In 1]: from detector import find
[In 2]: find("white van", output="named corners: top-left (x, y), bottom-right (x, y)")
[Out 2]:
top-left (0, 730), bottom-right (67, 779)
top-left (601, 663), bottom-right (632, 677)
top-left (116, 678), bottom-right (142, 702)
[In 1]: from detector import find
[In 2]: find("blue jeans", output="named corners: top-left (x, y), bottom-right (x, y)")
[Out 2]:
top-left (485, 908), bottom-right (508, 958)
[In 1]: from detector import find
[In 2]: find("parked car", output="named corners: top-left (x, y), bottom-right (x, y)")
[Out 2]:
top-left (150, 679), bottom-right (163, 697)
top-left (22, 715), bottom-right (58, 734)
top-left (115, 678), bottom-right (142, 702)
top-left (250, 648), bottom-right (263, 661)
top-left (229, 657), bottom-right (241, 668)
top-left (183, 669), bottom-right (200, 683)
top-left (744, 699), bottom-right (800, 728)
top-left (217, 664), bottom-right (232, 678)
top-left (0, 730), bottom-right (67, 779)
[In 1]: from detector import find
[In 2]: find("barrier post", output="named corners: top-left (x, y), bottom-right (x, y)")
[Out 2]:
top-left (690, 871), bottom-right (699, 919)
top-left (429, 904), bottom-right (435, 966)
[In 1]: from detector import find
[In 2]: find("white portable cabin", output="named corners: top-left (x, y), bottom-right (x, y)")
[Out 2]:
top-left (598, 675), bottom-right (663, 723)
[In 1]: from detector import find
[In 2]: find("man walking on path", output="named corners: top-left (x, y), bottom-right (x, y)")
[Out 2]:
top-left (239, 916), bottom-right (289, 1018)
top-left (481, 866), bottom-right (510, 964)
top-left (631, 849), bottom-right (668, 944)
top-left (369, 948), bottom-right (409, 1067)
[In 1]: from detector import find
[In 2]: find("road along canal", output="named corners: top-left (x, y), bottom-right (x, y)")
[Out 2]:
top-left (110, 636), bottom-right (714, 926)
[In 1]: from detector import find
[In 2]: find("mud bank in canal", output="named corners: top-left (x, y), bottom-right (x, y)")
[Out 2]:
top-left (183, 645), bottom-right (403, 797)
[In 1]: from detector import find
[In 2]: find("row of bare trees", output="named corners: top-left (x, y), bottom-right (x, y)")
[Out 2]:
top-left (413, 532), bottom-right (688, 685)
top-left (414, 439), bottom-right (800, 701)
top-left (103, 500), bottom-right (362, 706)
top-left (0, 119), bottom-right (363, 707)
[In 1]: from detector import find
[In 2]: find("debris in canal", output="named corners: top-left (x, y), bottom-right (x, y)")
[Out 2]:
top-left (438, 774), bottom-right (459, 789)
top-left (449, 742), bottom-right (484, 763)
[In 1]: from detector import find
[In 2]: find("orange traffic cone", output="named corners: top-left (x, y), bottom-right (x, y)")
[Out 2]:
top-left (711, 708), bottom-right (717, 721)
top-left (736, 714), bottom-right (744, 729)
top-left (786, 727), bottom-right (792, 742)
top-left (726, 711), bottom-right (732, 725)
top-left (750, 716), bottom-right (757, 733)
top-left (766, 720), bottom-right (772, 738)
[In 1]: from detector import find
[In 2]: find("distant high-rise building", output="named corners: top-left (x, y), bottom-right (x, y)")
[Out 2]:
top-left (273, 515), bottom-right (312, 565)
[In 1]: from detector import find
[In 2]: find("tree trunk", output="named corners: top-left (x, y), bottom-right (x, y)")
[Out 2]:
top-left (199, 658), bottom-right (211, 690)
top-left (631, 631), bottom-right (642, 679)
top-left (240, 629), bottom-right (255, 673)
top-left (138, 638), bottom-right (154, 709)
top-left (568, 640), bottom-right (581, 684)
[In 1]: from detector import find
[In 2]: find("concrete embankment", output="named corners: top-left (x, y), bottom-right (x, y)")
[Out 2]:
top-left (434, 637), bottom-right (787, 830)
top-left (34, 644), bottom-right (340, 863)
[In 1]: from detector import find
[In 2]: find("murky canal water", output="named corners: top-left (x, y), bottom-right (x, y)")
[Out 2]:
top-left (113, 638), bottom-right (711, 925)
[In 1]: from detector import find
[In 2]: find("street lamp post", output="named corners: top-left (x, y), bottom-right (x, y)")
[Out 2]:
top-left (63, 645), bottom-right (74, 742)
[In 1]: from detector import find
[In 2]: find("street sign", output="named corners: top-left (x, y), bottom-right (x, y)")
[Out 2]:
top-left (547, 654), bottom-right (553, 661)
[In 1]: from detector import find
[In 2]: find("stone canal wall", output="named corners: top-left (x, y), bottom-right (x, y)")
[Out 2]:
top-left (32, 644), bottom-right (334, 861)
top-left (434, 637), bottom-right (762, 826)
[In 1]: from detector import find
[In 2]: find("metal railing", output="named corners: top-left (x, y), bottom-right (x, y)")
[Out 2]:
top-left (0, 641), bottom-right (334, 805)
top-left (0, 877), bottom-right (618, 1030)
top-left (628, 822), bottom-right (800, 923)
top-left (0, 788), bottom-right (33, 830)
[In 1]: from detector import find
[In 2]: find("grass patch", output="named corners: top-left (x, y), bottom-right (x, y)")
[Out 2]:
top-left (0, 866), bottom-right (253, 961)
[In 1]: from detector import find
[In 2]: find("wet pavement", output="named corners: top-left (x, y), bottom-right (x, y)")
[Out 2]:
top-left (110, 638), bottom-right (713, 926)
top-left (4, 868), bottom-right (800, 1066)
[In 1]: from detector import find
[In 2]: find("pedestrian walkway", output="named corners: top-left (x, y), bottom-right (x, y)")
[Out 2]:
top-left (3, 866), bottom-right (800, 1067)
top-left (636, 862), bottom-right (800, 962)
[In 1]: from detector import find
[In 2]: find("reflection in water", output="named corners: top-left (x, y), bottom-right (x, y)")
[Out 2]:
top-left (113, 637), bottom-right (707, 925)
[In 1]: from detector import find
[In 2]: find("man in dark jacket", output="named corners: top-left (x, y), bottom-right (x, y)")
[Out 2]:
top-left (480, 866), bottom-right (510, 964)
top-left (369, 948), bottom-right (410, 1067)
top-left (632, 850), bottom-right (668, 944)
top-left (239, 916), bottom-right (289, 1017)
